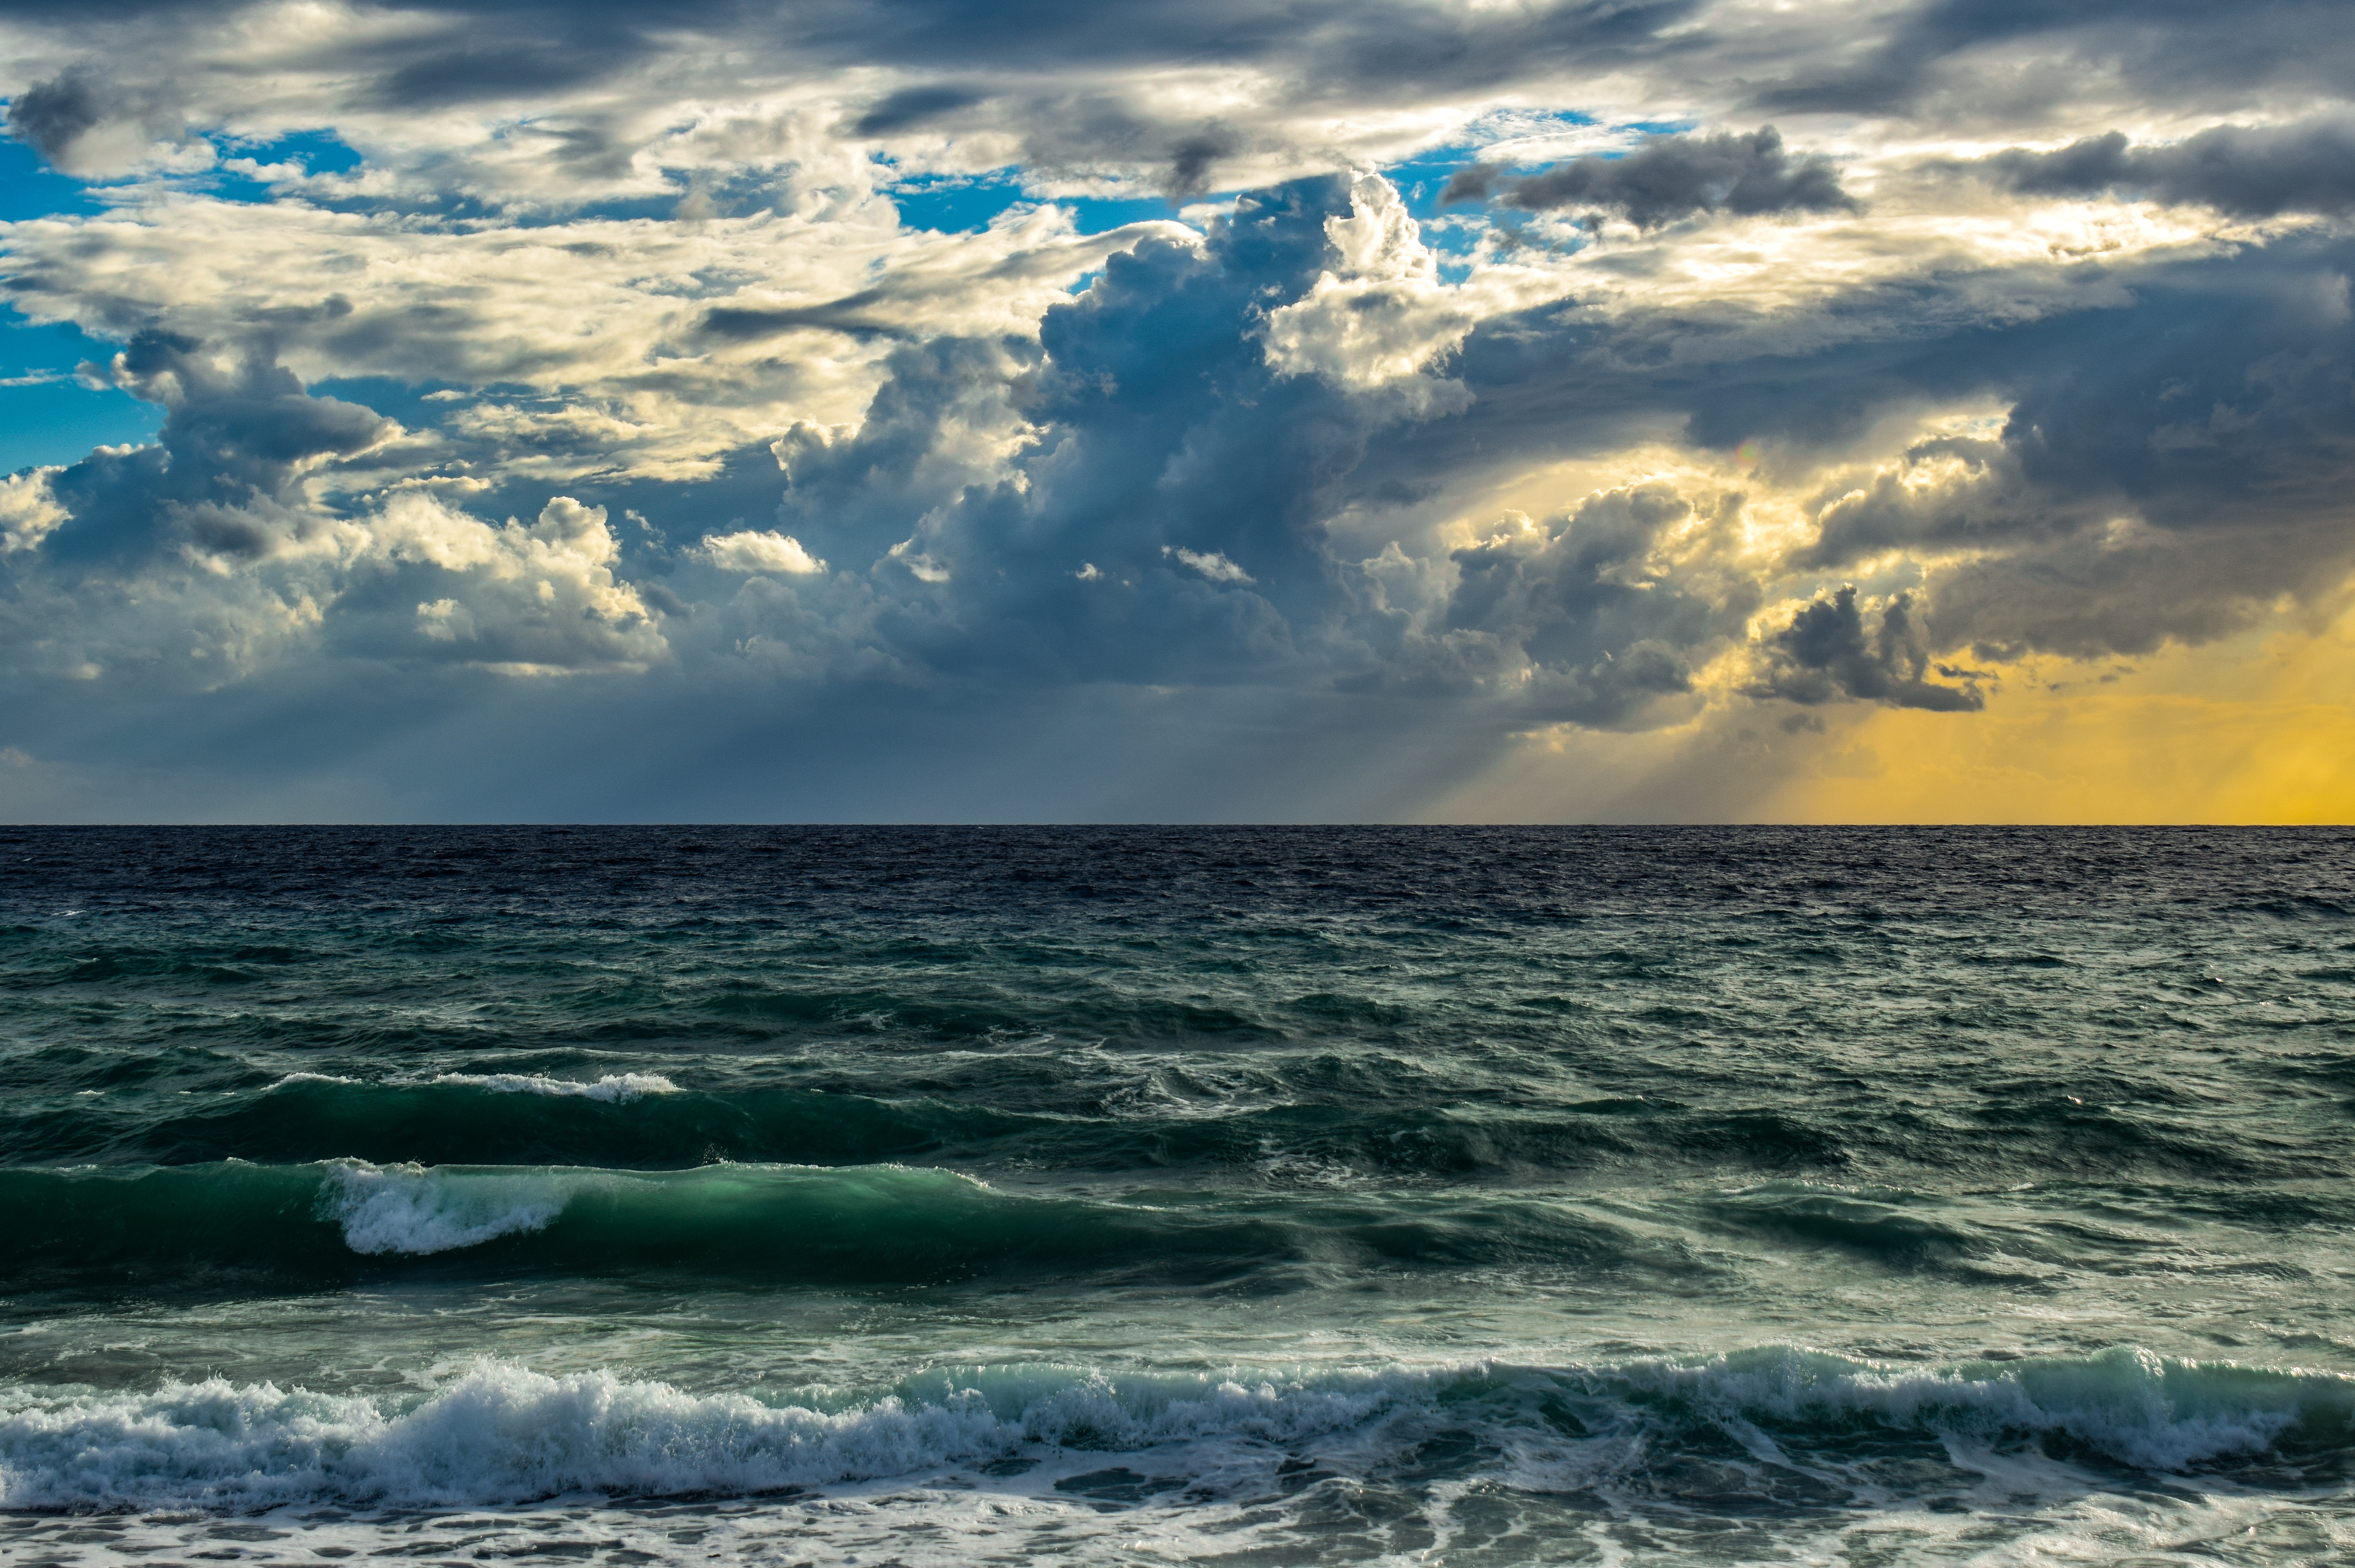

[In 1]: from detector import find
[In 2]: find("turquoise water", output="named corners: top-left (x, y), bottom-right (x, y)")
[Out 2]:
top-left (3, 826), bottom-right (2353, 1565)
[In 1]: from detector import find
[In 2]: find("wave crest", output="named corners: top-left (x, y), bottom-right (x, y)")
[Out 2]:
top-left (319, 1162), bottom-right (572, 1255)
top-left (2, 1350), bottom-right (2349, 1514)
top-left (425, 1072), bottom-right (679, 1102)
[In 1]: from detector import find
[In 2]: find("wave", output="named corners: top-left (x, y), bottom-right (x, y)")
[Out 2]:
top-left (0, 1160), bottom-right (1673, 1289)
top-left (323, 1162), bottom-right (571, 1255)
top-left (3, 1347), bottom-right (2348, 1513)
top-left (421, 1072), bottom-right (679, 1102)
top-left (5, 1072), bottom-right (1864, 1179)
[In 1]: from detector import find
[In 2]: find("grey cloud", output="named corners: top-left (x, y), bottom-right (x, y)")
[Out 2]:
top-left (989, 95), bottom-right (1251, 199)
top-left (9, 0), bottom-right (2353, 215)
top-left (6, 67), bottom-right (108, 160)
top-left (1749, 0), bottom-right (2355, 122)
top-left (721, 196), bottom-right (2352, 707)
top-left (7, 107), bottom-right (2355, 820)
top-left (810, 180), bottom-right (1363, 685)
top-left (1168, 124), bottom-right (1239, 197)
top-left (1925, 534), bottom-right (2314, 663)
top-left (1369, 228), bottom-right (2355, 676)
top-left (1794, 439), bottom-right (2096, 571)
top-left (1749, 586), bottom-right (1984, 712)
top-left (44, 330), bottom-right (389, 565)
top-left (1437, 483), bottom-right (1744, 725)
top-left (1446, 128), bottom-right (1857, 227)
top-left (4, 65), bottom-right (188, 173)
top-left (767, 334), bottom-right (1040, 568)
top-left (735, 179), bottom-right (1720, 706)
top-left (0, 0), bottom-right (1709, 199)
top-left (702, 290), bottom-right (905, 342)
top-left (1966, 118), bottom-right (2355, 217)
top-left (847, 85), bottom-right (987, 137)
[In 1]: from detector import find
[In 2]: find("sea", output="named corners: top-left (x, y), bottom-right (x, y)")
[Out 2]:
top-left (2, 826), bottom-right (2352, 1567)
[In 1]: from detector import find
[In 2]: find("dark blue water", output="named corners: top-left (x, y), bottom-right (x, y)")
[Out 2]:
top-left (4, 827), bottom-right (2353, 1565)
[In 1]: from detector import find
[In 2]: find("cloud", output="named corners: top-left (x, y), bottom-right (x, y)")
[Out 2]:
top-left (359, 495), bottom-right (665, 673)
top-left (1444, 128), bottom-right (1856, 226)
top-left (0, 195), bottom-right (1172, 493)
top-left (1963, 117), bottom-right (2355, 217)
top-left (1748, 586), bottom-right (1984, 712)
top-left (4, 65), bottom-right (204, 178)
top-left (39, 330), bottom-right (390, 570)
top-left (1746, 0), bottom-right (2355, 124)
top-left (2, 0), bottom-right (2355, 816)
top-left (0, 470), bottom-right (69, 555)
top-left (1260, 174), bottom-right (1484, 412)
top-left (1163, 545), bottom-right (1253, 583)
top-left (699, 529), bottom-right (825, 575)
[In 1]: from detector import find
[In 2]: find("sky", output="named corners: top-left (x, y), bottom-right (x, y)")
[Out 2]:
top-left (0, 0), bottom-right (2351, 822)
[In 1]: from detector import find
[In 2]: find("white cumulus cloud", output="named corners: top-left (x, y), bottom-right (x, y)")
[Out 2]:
top-left (697, 529), bottom-right (826, 575)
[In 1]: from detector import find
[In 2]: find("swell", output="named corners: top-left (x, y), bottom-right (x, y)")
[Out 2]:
top-left (1, 1073), bottom-right (1854, 1177)
top-left (8, 1070), bottom-right (2303, 1190)
top-left (0, 1160), bottom-right (1677, 1291)
top-left (8, 1076), bottom-right (1041, 1170)
top-left (4, 1347), bottom-right (2349, 1512)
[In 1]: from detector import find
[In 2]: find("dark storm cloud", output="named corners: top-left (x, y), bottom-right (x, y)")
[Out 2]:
top-left (1342, 224), bottom-right (2355, 677)
top-left (43, 330), bottom-right (389, 565)
top-left (1444, 128), bottom-right (1856, 226)
top-left (1438, 483), bottom-right (1745, 725)
top-left (756, 180), bottom-right (1363, 686)
top-left (2, 0), bottom-right (1707, 165)
top-left (1795, 242), bottom-right (2355, 662)
top-left (1748, 586), bottom-right (1984, 711)
top-left (682, 206), bottom-right (2355, 702)
top-left (5, 67), bottom-right (108, 160)
top-left (1964, 118), bottom-right (2355, 217)
top-left (1748, 0), bottom-right (2355, 120)
top-left (847, 84), bottom-right (987, 137)
top-left (720, 180), bottom-right (1764, 717)
top-left (10, 0), bottom-right (2355, 818)
top-left (701, 290), bottom-right (905, 342)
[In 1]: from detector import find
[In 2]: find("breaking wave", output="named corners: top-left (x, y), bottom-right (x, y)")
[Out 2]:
top-left (3, 1348), bottom-right (2348, 1513)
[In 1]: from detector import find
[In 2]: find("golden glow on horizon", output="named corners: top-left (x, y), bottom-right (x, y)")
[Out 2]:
top-left (1764, 603), bottom-right (2355, 824)
top-left (1437, 591), bottom-right (2355, 824)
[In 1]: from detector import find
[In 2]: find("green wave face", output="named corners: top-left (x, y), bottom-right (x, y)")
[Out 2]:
top-left (5, 1073), bottom-right (1877, 1179)
top-left (0, 1160), bottom-right (1676, 1291)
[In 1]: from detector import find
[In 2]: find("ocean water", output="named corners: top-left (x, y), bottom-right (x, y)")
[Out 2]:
top-left (3, 826), bottom-right (2353, 1568)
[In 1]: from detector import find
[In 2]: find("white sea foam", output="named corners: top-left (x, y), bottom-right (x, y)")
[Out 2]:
top-left (1597, 1344), bottom-right (2338, 1474)
top-left (429, 1072), bottom-right (680, 1102)
top-left (0, 1350), bottom-right (2345, 1516)
top-left (319, 1162), bottom-right (574, 1255)
top-left (266, 1071), bottom-right (361, 1089)
top-left (0, 1361), bottom-right (1412, 1512)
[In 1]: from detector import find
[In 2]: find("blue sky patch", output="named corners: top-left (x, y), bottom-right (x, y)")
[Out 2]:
top-left (0, 379), bottom-right (162, 475)
top-left (888, 171), bottom-right (1030, 233)
top-left (0, 136), bottom-right (104, 223)
top-left (0, 317), bottom-right (159, 472)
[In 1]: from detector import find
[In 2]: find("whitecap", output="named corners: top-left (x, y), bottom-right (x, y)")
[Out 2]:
top-left (266, 1072), bottom-right (361, 1089)
top-left (318, 1162), bottom-right (572, 1256)
top-left (429, 1072), bottom-right (679, 1103)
